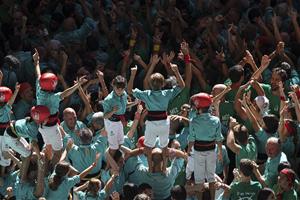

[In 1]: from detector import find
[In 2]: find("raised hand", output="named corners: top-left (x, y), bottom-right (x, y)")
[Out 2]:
top-left (78, 76), bottom-right (88, 85)
top-left (260, 55), bottom-right (271, 68)
top-left (276, 41), bottom-right (285, 55)
top-left (150, 54), bottom-right (160, 66)
top-left (96, 70), bottom-right (104, 80)
top-left (180, 41), bottom-right (189, 55)
top-left (170, 64), bottom-right (179, 73)
top-left (130, 65), bottom-right (138, 76)
top-left (33, 48), bottom-right (40, 64)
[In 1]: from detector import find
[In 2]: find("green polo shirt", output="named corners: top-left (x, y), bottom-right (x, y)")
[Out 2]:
top-left (264, 152), bottom-right (288, 188)
top-left (132, 86), bottom-right (182, 111)
top-left (14, 119), bottom-right (39, 141)
top-left (229, 180), bottom-right (262, 200)
top-left (168, 87), bottom-right (190, 115)
top-left (236, 136), bottom-right (257, 168)
top-left (36, 79), bottom-right (62, 115)
top-left (102, 91), bottom-right (128, 115)
top-left (188, 113), bottom-right (223, 142)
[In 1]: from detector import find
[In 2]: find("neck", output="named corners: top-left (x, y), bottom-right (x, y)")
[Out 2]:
top-left (240, 176), bottom-right (251, 183)
top-left (231, 82), bottom-right (241, 89)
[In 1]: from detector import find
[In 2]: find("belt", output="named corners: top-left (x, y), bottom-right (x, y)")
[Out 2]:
top-left (147, 111), bottom-right (167, 121)
top-left (6, 121), bottom-right (18, 138)
top-left (109, 114), bottom-right (125, 122)
top-left (194, 140), bottom-right (215, 152)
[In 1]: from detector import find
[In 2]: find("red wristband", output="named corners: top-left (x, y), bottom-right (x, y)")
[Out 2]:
top-left (184, 55), bottom-right (191, 64)
top-left (280, 96), bottom-right (286, 101)
top-left (135, 112), bottom-right (141, 120)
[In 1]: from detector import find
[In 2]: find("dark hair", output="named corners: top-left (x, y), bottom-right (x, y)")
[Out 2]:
top-left (171, 185), bottom-right (187, 200)
top-left (280, 62), bottom-right (292, 79)
top-left (9, 35), bottom-right (22, 51)
top-left (138, 183), bottom-right (152, 193)
top-left (62, 2), bottom-right (75, 17)
top-left (123, 183), bottom-right (138, 200)
top-left (277, 161), bottom-right (291, 173)
top-left (272, 67), bottom-right (288, 82)
top-left (257, 188), bottom-right (275, 200)
top-left (133, 193), bottom-right (151, 200)
top-left (79, 128), bottom-right (93, 145)
top-left (248, 7), bottom-right (261, 23)
top-left (87, 35), bottom-right (99, 51)
top-left (239, 159), bottom-right (253, 177)
top-left (233, 125), bottom-right (249, 145)
top-left (263, 114), bottom-right (279, 134)
top-left (86, 179), bottom-right (101, 197)
top-left (112, 75), bottom-right (126, 89)
top-left (228, 65), bottom-right (244, 83)
top-left (48, 162), bottom-right (70, 191)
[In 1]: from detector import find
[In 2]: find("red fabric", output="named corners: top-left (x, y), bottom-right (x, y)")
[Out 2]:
top-left (0, 87), bottom-right (12, 103)
top-left (40, 73), bottom-right (58, 91)
top-left (31, 105), bottom-right (51, 124)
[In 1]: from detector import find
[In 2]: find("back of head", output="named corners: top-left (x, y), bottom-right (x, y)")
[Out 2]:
top-left (123, 183), bottom-right (138, 200)
top-left (79, 128), bottom-right (93, 145)
top-left (233, 124), bottom-right (249, 145)
top-left (171, 185), bottom-right (187, 200)
top-left (272, 67), bottom-right (288, 82)
top-left (138, 183), bottom-right (152, 193)
top-left (150, 73), bottom-right (165, 90)
top-left (49, 161), bottom-right (70, 191)
top-left (257, 188), bottom-right (275, 200)
top-left (112, 75), bottom-right (127, 89)
top-left (152, 148), bottom-right (163, 164)
top-left (239, 159), bottom-right (253, 177)
top-left (87, 178), bottom-right (101, 197)
top-left (228, 65), bottom-right (244, 83)
top-left (91, 112), bottom-right (104, 129)
top-left (133, 193), bottom-right (151, 200)
top-left (280, 62), bottom-right (291, 78)
top-left (263, 114), bottom-right (279, 134)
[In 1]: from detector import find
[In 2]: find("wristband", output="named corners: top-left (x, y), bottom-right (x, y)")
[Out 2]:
top-left (153, 44), bottom-right (160, 52)
top-left (129, 39), bottom-right (136, 47)
top-left (280, 96), bottom-right (286, 101)
top-left (184, 54), bottom-right (191, 64)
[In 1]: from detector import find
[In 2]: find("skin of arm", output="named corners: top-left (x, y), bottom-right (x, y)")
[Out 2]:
top-left (33, 49), bottom-right (41, 79)
top-left (34, 156), bottom-right (45, 198)
top-left (191, 65), bottom-right (208, 91)
top-left (127, 66), bottom-right (137, 95)
top-left (143, 54), bottom-right (160, 90)
top-left (226, 124), bottom-right (241, 154)
top-left (170, 64), bottom-right (185, 89)
top-left (103, 173), bottom-right (118, 193)
top-left (79, 153), bottom-right (100, 180)
top-left (241, 94), bottom-right (261, 133)
top-left (181, 42), bottom-right (192, 88)
top-left (60, 76), bottom-right (87, 100)
top-left (7, 84), bottom-right (20, 106)
top-left (96, 70), bottom-right (109, 98)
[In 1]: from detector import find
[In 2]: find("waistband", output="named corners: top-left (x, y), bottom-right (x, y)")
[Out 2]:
top-left (147, 111), bottom-right (167, 121)
top-left (194, 140), bottom-right (215, 152)
top-left (5, 121), bottom-right (18, 138)
top-left (0, 122), bottom-right (10, 129)
top-left (109, 114), bottom-right (125, 122)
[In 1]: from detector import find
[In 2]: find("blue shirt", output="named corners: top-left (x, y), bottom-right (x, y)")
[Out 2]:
top-left (67, 138), bottom-right (107, 174)
top-left (61, 120), bottom-right (87, 146)
top-left (215, 145), bottom-right (230, 175)
top-left (188, 113), bottom-right (223, 142)
top-left (36, 79), bottom-right (62, 115)
top-left (77, 190), bottom-right (107, 200)
top-left (14, 119), bottom-right (39, 141)
top-left (14, 176), bottom-right (37, 200)
top-left (102, 90), bottom-right (127, 115)
top-left (132, 86), bottom-right (182, 111)
top-left (0, 104), bottom-right (12, 123)
top-left (45, 175), bottom-right (81, 200)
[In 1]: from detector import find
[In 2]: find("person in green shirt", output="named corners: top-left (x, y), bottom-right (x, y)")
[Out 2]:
top-left (273, 168), bottom-right (298, 200)
top-left (226, 117), bottom-right (257, 168)
top-left (218, 158), bottom-right (262, 200)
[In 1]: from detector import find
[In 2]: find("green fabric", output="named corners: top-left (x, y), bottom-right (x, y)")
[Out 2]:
top-left (219, 101), bottom-right (235, 127)
top-left (273, 184), bottom-right (298, 200)
top-left (76, 190), bottom-right (107, 200)
top-left (264, 152), bottom-right (288, 188)
top-left (132, 86), bottom-right (182, 111)
top-left (102, 91), bottom-right (128, 115)
top-left (255, 128), bottom-right (278, 154)
top-left (168, 87), bottom-right (190, 115)
top-left (14, 119), bottom-right (39, 141)
top-left (236, 136), bottom-right (257, 168)
top-left (216, 145), bottom-right (230, 174)
top-left (188, 113), bottom-right (223, 142)
top-left (61, 120), bottom-right (87, 146)
top-left (261, 84), bottom-right (280, 116)
top-left (229, 180), bottom-right (262, 200)
top-left (0, 104), bottom-right (12, 123)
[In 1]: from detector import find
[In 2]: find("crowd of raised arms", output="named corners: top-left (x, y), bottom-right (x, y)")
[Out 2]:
top-left (2, 0), bottom-right (300, 200)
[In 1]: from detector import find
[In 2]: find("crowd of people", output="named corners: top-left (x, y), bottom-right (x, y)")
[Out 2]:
top-left (1, 0), bottom-right (300, 199)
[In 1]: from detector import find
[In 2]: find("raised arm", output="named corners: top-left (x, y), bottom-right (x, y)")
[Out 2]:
top-left (226, 117), bottom-right (242, 154)
top-left (271, 14), bottom-right (283, 43)
top-left (127, 104), bottom-right (143, 138)
top-left (181, 42), bottom-right (192, 88)
top-left (96, 70), bottom-right (109, 98)
top-left (170, 64), bottom-right (185, 89)
top-left (103, 173), bottom-right (118, 193)
top-left (7, 83), bottom-right (20, 106)
top-left (143, 54), bottom-right (160, 89)
top-left (60, 76), bottom-right (87, 100)
top-left (290, 10), bottom-right (300, 43)
top-left (33, 48), bottom-right (41, 79)
top-left (241, 93), bottom-right (261, 133)
top-left (251, 55), bottom-right (271, 81)
top-left (133, 54), bottom-right (148, 70)
top-left (128, 65), bottom-right (137, 95)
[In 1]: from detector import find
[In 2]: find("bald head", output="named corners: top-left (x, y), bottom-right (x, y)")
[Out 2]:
top-left (63, 108), bottom-right (77, 130)
top-left (212, 84), bottom-right (226, 97)
top-left (63, 107), bottom-right (76, 116)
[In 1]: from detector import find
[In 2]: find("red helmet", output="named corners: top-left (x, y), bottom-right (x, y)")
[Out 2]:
top-left (30, 105), bottom-right (51, 124)
top-left (39, 73), bottom-right (58, 91)
top-left (0, 87), bottom-right (12, 103)
top-left (138, 136), bottom-right (145, 147)
top-left (191, 93), bottom-right (212, 109)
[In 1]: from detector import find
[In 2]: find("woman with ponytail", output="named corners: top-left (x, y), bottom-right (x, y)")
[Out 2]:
top-left (45, 153), bottom-right (100, 200)
top-left (74, 171), bottom-right (117, 200)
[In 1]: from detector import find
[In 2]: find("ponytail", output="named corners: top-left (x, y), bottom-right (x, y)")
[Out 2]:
top-left (48, 161), bottom-right (70, 191)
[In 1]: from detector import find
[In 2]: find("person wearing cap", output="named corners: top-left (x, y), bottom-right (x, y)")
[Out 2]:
top-left (33, 49), bottom-right (87, 167)
top-left (2, 105), bottom-right (50, 163)
top-left (66, 128), bottom-right (107, 179)
top-left (187, 92), bottom-right (223, 200)
top-left (0, 84), bottom-right (19, 167)
top-left (13, 82), bottom-right (36, 120)
top-left (61, 107), bottom-right (87, 147)
top-left (273, 168), bottom-right (298, 199)
top-left (128, 63), bottom-right (185, 172)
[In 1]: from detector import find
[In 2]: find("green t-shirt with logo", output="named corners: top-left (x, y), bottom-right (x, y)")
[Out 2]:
top-left (229, 180), bottom-right (262, 200)
top-left (168, 87), bottom-right (190, 115)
